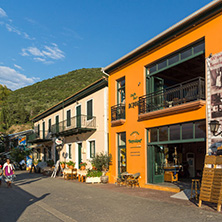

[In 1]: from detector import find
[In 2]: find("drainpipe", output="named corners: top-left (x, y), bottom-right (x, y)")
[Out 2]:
top-left (101, 68), bottom-right (109, 77)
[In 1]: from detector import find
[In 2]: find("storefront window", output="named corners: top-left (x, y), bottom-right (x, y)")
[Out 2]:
top-left (195, 120), bottom-right (206, 138)
top-left (118, 132), bottom-right (126, 146)
top-left (170, 124), bottom-right (180, 140)
top-left (159, 126), bottom-right (168, 141)
top-left (150, 128), bottom-right (157, 142)
top-left (182, 122), bottom-right (193, 139)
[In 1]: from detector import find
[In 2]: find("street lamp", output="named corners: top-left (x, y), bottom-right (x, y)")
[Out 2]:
top-left (209, 120), bottom-right (222, 136)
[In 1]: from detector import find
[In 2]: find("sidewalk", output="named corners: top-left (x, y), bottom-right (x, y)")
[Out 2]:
top-left (58, 176), bottom-right (221, 214)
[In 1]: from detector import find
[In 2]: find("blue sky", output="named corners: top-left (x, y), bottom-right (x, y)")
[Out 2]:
top-left (0, 0), bottom-right (213, 90)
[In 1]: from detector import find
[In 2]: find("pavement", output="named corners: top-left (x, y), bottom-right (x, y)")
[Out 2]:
top-left (0, 171), bottom-right (222, 222)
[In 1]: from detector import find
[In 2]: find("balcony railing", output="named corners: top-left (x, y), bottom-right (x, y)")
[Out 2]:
top-left (51, 114), bottom-right (96, 135)
top-left (27, 131), bottom-right (52, 142)
top-left (111, 104), bottom-right (125, 121)
top-left (139, 77), bottom-right (205, 115)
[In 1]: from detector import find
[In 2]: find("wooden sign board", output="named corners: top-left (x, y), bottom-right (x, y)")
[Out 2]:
top-left (199, 155), bottom-right (222, 212)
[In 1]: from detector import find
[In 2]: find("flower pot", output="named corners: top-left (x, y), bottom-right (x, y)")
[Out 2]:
top-left (86, 177), bottom-right (101, 184)
top-left (61, 164), bottom-right (65, 169)
top-left (69, 165), bottom-right (74, 170)
top-left (101, 176), bottom-right (109, 184)
top-left (80, 166), bottom-right (86, 170)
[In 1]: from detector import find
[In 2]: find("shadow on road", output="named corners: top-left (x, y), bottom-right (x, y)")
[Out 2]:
top-left (0, 171), bottom-right (50, 221)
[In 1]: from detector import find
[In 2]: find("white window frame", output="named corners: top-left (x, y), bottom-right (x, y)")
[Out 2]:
top-left (66, 143), bottom-right (72, 160)
top-left (87, 139), bottom-right (96, 159)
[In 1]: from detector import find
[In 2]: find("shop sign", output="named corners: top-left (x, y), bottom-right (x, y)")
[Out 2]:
top-left (128, 93), bottom-right (139, 109)
top-left (18, 136), bottom-right (26, 145)
top-left (128, 131), bottom-right (142, 143)
top-left (55, 138), bottom-right (63, 145)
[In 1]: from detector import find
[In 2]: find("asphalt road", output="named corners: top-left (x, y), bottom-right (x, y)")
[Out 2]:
top-left (0, 171), bottom-right (222, 222)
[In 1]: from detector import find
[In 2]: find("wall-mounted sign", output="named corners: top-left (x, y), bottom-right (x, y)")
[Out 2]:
top-left (18, 136), bottom-right (26, 145)
top-left (128, 93), bottom-right (139, 109)
top-left (128, 131), bottom-right (142, 143)
top-left (55, 138), bottom-right (63, 145)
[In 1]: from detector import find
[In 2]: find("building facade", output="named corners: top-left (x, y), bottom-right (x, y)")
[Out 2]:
top-left (103, 1), bottom-right (222, 188)
top-left (29, 77), bottom-right (108, 168)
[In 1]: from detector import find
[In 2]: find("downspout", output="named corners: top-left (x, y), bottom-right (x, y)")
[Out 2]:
top-left (101, 68), bottom-right (110, 77)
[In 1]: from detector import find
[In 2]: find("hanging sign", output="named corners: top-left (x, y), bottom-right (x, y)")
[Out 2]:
top-left (55, 138), bottom-right (63, 145)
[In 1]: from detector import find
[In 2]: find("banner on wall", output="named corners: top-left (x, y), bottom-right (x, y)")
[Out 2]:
top-left (209, 52), bottom-right (222, 147)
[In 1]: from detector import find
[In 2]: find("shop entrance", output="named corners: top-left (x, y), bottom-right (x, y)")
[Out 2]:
top-left (164, 142), bottom-right (205, 180)
top-left (147, 145), bottom-right (164, 184)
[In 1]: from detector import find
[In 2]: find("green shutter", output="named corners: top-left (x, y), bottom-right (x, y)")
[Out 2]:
top-left (87, 100), bottom-right (93, 120)
top-left (67, 110), bottom-right (71, 127)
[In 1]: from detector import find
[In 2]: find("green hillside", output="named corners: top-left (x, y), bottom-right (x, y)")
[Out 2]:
top-left (1, 68), bottom-right (104, 132)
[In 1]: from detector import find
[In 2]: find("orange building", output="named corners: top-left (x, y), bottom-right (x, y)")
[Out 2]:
top-left (103, 1), bottom-right (222, 189)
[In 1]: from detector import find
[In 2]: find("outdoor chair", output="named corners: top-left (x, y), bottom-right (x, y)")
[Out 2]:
top-left (115, 172), bottom-right (128, 186)
top-left (126, 173), bottom-right (140, 188)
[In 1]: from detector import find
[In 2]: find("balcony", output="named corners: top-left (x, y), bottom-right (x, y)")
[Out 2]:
top-left (27, 130), bottom-right (52, 143)
top-left (51, 114), bottom-right (96, 136)
top-left (138, 77), bottom-right (206, 120)
top-left (111, 104), bottom-right (126, 126)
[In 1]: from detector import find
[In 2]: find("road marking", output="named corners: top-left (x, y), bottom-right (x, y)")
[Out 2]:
top-left (13, 185), bottom-right (78, 222)
top-left (35, 201), bottom-right (78, 222)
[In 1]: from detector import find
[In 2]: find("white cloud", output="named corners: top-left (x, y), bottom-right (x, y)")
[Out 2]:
top-left (14, 64), bottom-right (23, 70)
top-left (0, 66), bottom-right (38, 90)
top-left (0, 8), bottom-right (7, 17)
top-left (21, 43), bottom-right (65, 63)
top-left (6, 23), bottom-right (21, 35)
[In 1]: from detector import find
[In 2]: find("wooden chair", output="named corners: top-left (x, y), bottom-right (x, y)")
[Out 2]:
top-left (126, 173), bottom-right (140, 188)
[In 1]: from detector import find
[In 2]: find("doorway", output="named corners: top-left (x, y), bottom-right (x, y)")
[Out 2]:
top-left (78, 143), bottom-right (82, 168)
top-left (147, 145), bottom-right (164, 184)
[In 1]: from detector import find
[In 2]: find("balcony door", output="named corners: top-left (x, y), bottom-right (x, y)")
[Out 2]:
top-left (76, 105), bottom-right (81, 128)
top-left (146, 76), bottom-right (164, 111)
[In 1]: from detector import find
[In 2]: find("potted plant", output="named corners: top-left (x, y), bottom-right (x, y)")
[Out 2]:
top-left (66, 161), bottom-right (75, 169)
top-left (86, 170), bottom-right (102, 183)
top-left (79, 162), bottom-right (87, 170)
top-left (90, 153), bottom-right (112, 183)
top-left (60, 161), bottom-right (66, 169)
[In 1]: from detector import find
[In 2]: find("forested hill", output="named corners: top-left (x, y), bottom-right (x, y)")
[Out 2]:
top-left (0, 68), bottom-right (104, 133)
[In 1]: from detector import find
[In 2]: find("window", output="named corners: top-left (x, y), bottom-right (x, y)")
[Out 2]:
top-left (146, 40), bottom-right (205, 75)
top-left (87, 100), bottom-right (93, 120)
top-left (42, 122), bottom-right (45, 139)
top-left (117, 77), bottom-right (125, 104)
top-left (90, 141), bottom-right (95, 158)
top-left (148, 120), bottom-right (206, 143)
top-left (48, 119), bottom-right (51, 133)
top-left (118, 132), bottom-right (126, 146)
top-left (37, 124), bottom-right (40, 136)
top-left (68, 144), bottom-right (72, 159)
top-left (55, 115), bottom-right (59, 133)
top-left (67, 110), bottom-right (71, 127)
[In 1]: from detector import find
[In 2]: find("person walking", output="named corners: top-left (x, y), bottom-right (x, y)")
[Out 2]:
top-left (0, 165), bottom-right (2, 186)
top-left (3, 159), bottom-right (15, 188)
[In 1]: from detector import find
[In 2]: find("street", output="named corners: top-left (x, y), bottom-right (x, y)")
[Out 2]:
top-left (0, 171), bottom-right (222, 222)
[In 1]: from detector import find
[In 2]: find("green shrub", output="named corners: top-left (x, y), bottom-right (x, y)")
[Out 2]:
top-left (90, 153), bottom-right (112, 171)
top-left (86, 170), bottom-right (102, 177)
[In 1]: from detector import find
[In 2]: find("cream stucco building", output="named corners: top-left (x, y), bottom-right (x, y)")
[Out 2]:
top-left (29, 77), bottom-right (108, 168)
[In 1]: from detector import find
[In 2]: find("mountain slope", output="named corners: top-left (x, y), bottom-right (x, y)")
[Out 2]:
top-left (6, 68), bottom-right (104, 127)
